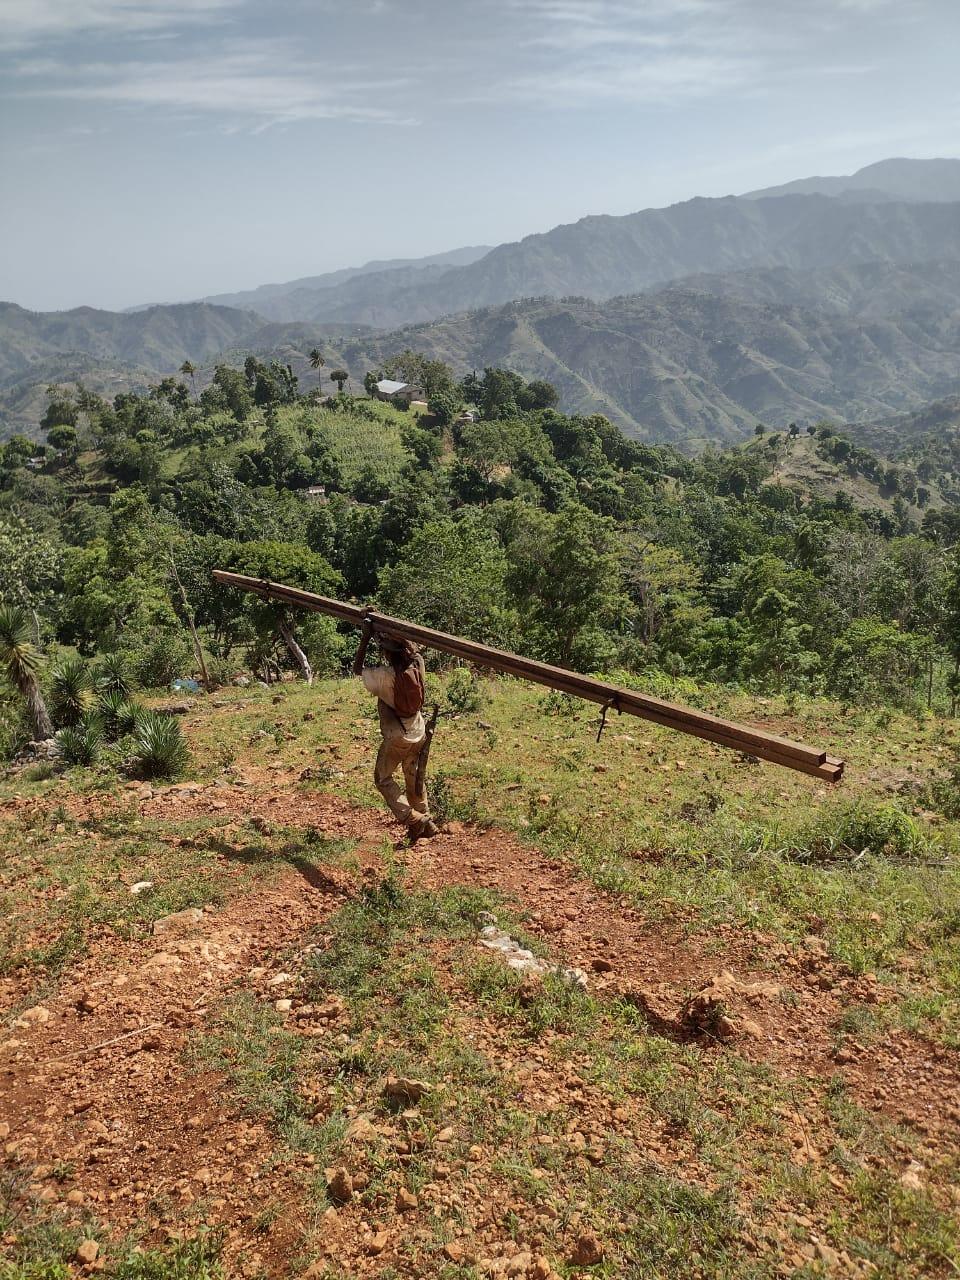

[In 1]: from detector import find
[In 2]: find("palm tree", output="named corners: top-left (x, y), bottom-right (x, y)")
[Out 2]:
top-left (180, 360), bottom-right (197, 396)
top-left (0, 604), bottom-right (53, 740)
top-left (308, 348), bottom-right (325, 390)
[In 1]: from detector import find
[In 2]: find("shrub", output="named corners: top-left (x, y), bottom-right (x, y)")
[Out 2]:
top-left (0, 702), bottom-right (28, 762)
top-left (50, 655), bottom-right (95, 727)
top-left (123, 630), bottom-right (194, 689)
top-left (117, 700), bottom-right (145, 736)
top-left (56, 713), bottom-right (105, 766)
top-left (922, 744), bottom-right (960, 819)
top-left (132, 710), bottom-right (189, 779)
top-left (775, 801), bottom-right (928, 865)
top-left (95, 650), bottom-right (135, 698)
top-left (299, 614), bottom-right (349, 678)
top-left (442, 666), bottom-right (485, 715)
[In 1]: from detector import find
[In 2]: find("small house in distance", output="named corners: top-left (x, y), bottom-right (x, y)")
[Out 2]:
top-left (374, 378), bottom-right (423, 406)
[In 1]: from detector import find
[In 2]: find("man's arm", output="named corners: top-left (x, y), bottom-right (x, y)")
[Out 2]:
top-left (352, 615), bottom-right (375, 676)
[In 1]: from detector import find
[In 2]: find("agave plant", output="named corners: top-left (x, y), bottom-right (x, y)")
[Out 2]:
top-left (0, 604), bottom-right (53, 740)
top-left (117, 700), bottom-right (145, 736)
top-left (98, 688), bottom-right (128, 738)
top-left (56, 713), bottom-right (105, 766)
top-left (95, 651), bottom-right (135, 698)
top-left (133, 710), bottom-right (189, 779)
top-left (51, 656), bottom-right (95, 727)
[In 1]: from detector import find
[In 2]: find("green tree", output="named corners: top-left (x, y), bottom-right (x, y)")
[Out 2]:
top-left (46, 424), bottom-right (78, 456)
top-left (0, 604), bottom-right (53, 740)
top-left (428, 387), bottom-right (462, 427)
top-left (330, 369), bottom-right (349, 394)
top-left (379, 512), bottom-right (513, 645)
top-left (180, 361), bottom-right (198, 395)
top-left (309, 348), bottom-right (325, 390)
top-left (201, 365), bottom-right (252, 421)
top-left (499, 502), bottom-right (626, 667)
top-left (520, 380), bottom-right (559, 411)
top-left (41, 392), bottom-right (77, 432)
top-left (621, 538), bottom-right (709, 652)
top-left (0, 515), bottom-right (61, 614)
top-left (742, 587), bottom-right (819, 691)
top-left (458, 421), bottom-right (518, 485)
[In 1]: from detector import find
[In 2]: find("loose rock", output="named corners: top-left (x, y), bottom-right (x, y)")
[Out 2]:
top-left (569, 1233), bottom-right (604, 1266)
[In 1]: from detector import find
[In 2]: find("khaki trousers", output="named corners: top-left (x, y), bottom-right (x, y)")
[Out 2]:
top-left (374, 731), bottom-right (429, 828)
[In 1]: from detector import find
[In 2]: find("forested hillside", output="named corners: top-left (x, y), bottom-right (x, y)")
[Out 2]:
top-left (328, 280), bottom-right (960, 446)
top-left (3, 352), bottom-right (957, 767)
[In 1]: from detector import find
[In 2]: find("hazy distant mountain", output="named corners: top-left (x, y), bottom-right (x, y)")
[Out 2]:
top-left (0, 301), bottom-right (269, 387)
top-left (249, 192), bottom-right (960, 329)
top-left (651, 259), bottom-right (960, 315)
top-left (842, 394), bottom-right (960, 453)
top-left (5, 158), bottom-right (960, 447)
top-left (200, 245), bottom-right (492, 316)
top-left (743, 157), bottom-right (960, 204)
top-left (5, 256), bottom-right (960, 448)
top-left (0, 302), bottom-right (351, 436)
top-left (321, 265), bottom-right (960, 447)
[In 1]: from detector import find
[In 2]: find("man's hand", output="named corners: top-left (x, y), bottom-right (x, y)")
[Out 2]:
top-left (352, 614), bottom-right (375, 675)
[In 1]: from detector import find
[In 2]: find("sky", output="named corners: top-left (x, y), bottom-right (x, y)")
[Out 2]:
top-left (1, 0), bottom-right (959, 312)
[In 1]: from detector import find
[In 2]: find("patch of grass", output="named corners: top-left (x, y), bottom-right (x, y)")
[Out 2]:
top-left (611, 1173), bottom-right (744, 1278)
top-left (462, 956), bottom-right (600, 1038)
top-left (0, 1171), bottom-right (224, 1279)
top-left (192, 993), bottom-right (307, 1136)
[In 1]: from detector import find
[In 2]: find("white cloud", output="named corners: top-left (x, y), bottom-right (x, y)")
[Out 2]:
top-left (481, 0), bottom-right (752, 108)
top-left (495, 52), bottom-right (748, 107)
top-left (0, 0), bottom-right (238, 46)
top-left (14, 42), bottom-right (417, 128)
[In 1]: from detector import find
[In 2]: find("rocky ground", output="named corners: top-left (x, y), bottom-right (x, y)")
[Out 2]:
top-left (3, 678), bottom-right (960, 1277)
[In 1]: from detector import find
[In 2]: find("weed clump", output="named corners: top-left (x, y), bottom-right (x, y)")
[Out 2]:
top-left (775, 800), bottom-right (928, 865)
top-left (442, 667), bottom-right (486, 715)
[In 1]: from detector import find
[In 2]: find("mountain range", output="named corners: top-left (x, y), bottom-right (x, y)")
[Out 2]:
top-left (199, 244), bottom-right (492, 319)
top-left (743, 157), bottom-right (960, 204)
top-left (177, 190), bottom-right (960, 331)
top-left (3, 157), bottom-right (959, 448)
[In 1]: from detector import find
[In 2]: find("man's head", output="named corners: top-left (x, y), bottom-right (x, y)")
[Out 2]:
top-left (379, 633), bottom-right (419, 665)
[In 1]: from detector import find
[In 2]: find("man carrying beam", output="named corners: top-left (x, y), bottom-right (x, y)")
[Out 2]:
top-left (352, 614), bottom-right (440, 841)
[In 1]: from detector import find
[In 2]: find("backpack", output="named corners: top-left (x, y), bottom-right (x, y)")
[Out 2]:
top-left (392, 655), bottom-right (425, 718)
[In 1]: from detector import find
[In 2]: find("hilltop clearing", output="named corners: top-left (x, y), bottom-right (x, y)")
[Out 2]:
top-left (3, 676), bottom-right (960, 1277)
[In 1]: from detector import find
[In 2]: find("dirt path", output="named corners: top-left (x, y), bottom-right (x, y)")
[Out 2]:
top-left (3, 780), bottom-right (959, 1275)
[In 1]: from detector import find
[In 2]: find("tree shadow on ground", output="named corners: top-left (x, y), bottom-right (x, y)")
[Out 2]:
top-left (206, 837), bottom-right (356, 892)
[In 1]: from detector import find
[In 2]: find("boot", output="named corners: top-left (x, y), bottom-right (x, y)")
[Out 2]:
top-left (409, 816), bottom-right (439, 842)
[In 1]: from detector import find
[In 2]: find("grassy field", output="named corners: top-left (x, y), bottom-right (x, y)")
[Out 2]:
top-left (2, 673), bottom-right (960, 1277)
top-left (292, 400), bottom-right (419, 489)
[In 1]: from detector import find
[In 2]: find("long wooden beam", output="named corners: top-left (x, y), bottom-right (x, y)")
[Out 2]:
top-left (212, 569), bottom-right (844, 782)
